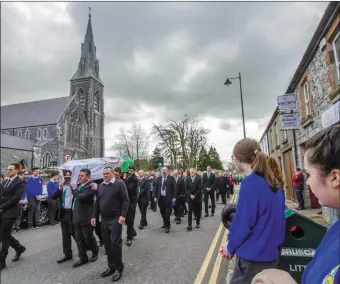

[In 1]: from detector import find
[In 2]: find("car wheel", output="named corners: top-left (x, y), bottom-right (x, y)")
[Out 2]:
top-left (40, 205), bottom-right (49, 225)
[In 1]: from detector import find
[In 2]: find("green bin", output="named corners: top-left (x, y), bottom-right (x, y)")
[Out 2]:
top-left (278, 209), bottom-right (327, 283)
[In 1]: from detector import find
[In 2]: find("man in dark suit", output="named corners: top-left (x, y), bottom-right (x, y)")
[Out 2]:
top-left (203, 166), bottom-right (216, 217)
top-left (153, 167), bottom-right (177, 233)
top-left (0, 163), bottom-right (26, 271)
top-left (137, 170), bottom-right (150, 230)
top-left (125, 166), bottom-right (138, 246)
top-left (185, 168), bottom-right (203, 231)
top-left (173, 170), bottom-right (186, 225)
top-left (71, 168), bottom-right (99, 268)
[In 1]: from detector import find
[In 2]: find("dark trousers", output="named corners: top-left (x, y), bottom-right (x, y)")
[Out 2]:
top-left (294, 186), bottom-right (305, 209)
top-left (14, 204), bottom-right (23, 230)
top-left (230, 184), bottom-right (234, 194)
top-left (158, 196), bottom-right (172, 228)
top-left (74, 223), bottom-right (98, 260)
top-left (175, 197), bottom-right (185, 220)
top-left (216, 190), bottom-right (220, 202)
top-left (101, 217), bottom-right (124, 272)
top-left (94, 218), bottom-right (103, 243)
top-left (204, 189), bottom-right (215, 215)
top-left (230, 256), bottom-right (278, 284)
top-left (0, 218), bottom-right (23, 263)
top-left (188, 200), bottom-right (202, 226)
top-left (150, 192), bottom-right (157, 211)
top-left (138, 200), bottom-right (148, 226)
top-left (126, 201), bottom-right (137, 240)
top-left (60, 210), bottom-right (75, 257)
top-left (47, 198), bottom-right (58, 223)
top-left (183, 201), bottom-right (188, 214)
top-left (27, 197), bottom-right (41, 227)
top-left (221, 191), bottom-right (227, 204)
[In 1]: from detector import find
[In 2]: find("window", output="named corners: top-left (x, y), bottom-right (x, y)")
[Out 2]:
top-left (5, 131), bottom-right (10, 135)
top-left (275, 123), bottom-right (280, 146)
top-left (78, 88), bottom-right (85, 109)
top-left (24, 129), bottom-right (30, 139)
top-left (41, 152), bottom-right (52, 168)
top-left (94, 92), bottom-right (100, 112)
top-left (283, 130), bottom-right (287, 141)
top-left (269, 129), bottom-right (273, 150)
top-left (333, 32), bottom-right (340, 82)
top-left (43, 128), bottom-right (48, 139)
top-left (302, 82), bottom-right (310, 116)
top-left (17, 131), bottom-right (22, 137)
top-left (37, 129), bottom-right (42, 139)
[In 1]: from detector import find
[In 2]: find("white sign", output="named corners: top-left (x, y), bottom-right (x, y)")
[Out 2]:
top-left (321, 100), bottom-right (340, 129)
top-left (281, 113), bottom-right (299, 130)
top-left (277, 94), bottom-right (297, 111)
top-left (64, 154), bottom-right (72, 162)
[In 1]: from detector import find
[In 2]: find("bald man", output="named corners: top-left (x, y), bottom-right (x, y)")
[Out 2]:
top-left (137, 170), bottom-right (150, 230)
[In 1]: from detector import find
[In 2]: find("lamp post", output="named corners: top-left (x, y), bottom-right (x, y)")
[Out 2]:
top-left (224, 72), bottom-right (246, 138)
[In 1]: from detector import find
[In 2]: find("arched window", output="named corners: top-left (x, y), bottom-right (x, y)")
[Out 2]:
top-left (17, 131), bottom-right (22, 137)
top-left (25, 129), bottom-right (30, 139)
top-left (41, 152), bottom-right (52, 168)
top-left (94, 92), bottom-right (100, 112)
top-left (68, 110), bottom-right (82, 146)
top-left (78, 88), bottom-right (85, 109)
top-left (5, 131), bottom-right (10, 135)
top-left (37, 129), bottom-right (42, 139)
top-left (43, 128), bottom-right (48, 139)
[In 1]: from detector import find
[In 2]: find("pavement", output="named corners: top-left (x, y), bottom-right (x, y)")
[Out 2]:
top-left (1, 200), bottom-right (233, 284)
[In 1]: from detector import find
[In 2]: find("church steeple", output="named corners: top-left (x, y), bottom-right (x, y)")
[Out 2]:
top-left (71, 10), bottom-right (103, 85)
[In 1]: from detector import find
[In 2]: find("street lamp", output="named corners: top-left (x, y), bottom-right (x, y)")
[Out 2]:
top-left (224, 72), bottom-right (246, 138)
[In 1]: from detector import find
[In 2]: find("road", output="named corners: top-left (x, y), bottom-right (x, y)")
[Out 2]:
top-left (1, 199), bottom-right (236, 284)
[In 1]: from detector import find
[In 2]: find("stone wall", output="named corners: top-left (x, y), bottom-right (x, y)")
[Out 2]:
top-left (1, 124), bottom-right (57, 142)
top-left (1, 148), bottom-right (33, 174)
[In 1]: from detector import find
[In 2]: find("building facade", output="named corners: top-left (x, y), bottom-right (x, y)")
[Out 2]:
top-left (0, 13), bottom-right (105, 172)
top-left (260, 2), bottom-right (339, 208)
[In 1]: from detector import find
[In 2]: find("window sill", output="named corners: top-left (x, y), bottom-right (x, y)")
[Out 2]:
top-left (275, 145), bottom-right (280, 149)
top-left (301, 115), bottom-right (314, 128)
top-left (328, 85), bottom-right (340, 101)
top-left (282, 139), bottom-right (288, 145)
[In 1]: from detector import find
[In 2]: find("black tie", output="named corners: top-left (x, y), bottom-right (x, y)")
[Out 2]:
top-left (5, 179), bottom-right (11, 188)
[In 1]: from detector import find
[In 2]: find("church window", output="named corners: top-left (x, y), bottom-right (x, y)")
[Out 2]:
top-left (94, 92), bottom-right (100, 112)
top-left (68, 110), bottom-right (82, 147)
top-left (43, 128), bottom-right (48, 139)
top-left (78, 88), bottom-right (85, 109)
top-left (5, 132), bottom-right (10, 135)
top-left (17, 131), bottom-right (22, 137)
top-left (37, 129), bottom-right (42, 139)
top-left (24, 129), bottom-right (30, 139)
top-left (41, 152), bottom-right (52, 168)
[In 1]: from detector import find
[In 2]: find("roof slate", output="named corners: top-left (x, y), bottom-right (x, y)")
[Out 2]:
top-left (0, 134), bottom-right (36, 151)
top-left (1, 96), bottom-right (71, 129)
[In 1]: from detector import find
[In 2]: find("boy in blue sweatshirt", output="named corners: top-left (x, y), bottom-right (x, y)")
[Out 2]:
top-left (26, 167), bottom-right (43, 229)
top-left (46, 172), bottom-right (59, 225)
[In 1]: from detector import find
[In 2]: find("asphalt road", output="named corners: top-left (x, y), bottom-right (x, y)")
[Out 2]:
top-left (1, 199), bottom-right (235, 284)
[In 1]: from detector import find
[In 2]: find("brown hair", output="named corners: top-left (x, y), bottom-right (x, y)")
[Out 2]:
top-left (304, 126), bottom-right (340, 176)
top-left (233, 138), bottom-right (277, 190)
top-left (266, 156), bottom-right (285, 190)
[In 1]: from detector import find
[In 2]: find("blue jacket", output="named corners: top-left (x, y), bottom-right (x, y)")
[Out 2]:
top-left (26, 176), bottom-right (43, 198)
top-left (302, 220), bottom-right (340, 284)
top-left (227, 172), bottom-right (285, 262)
top-left (47, 181), bottom-right (59, 198)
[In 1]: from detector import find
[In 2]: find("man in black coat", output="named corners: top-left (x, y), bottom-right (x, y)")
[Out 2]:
top-left (153, 167), bottom-right (177, 233)
top-left (71, 169), bottom-right (99, 268)
top-left (203, 166), bottom-right (216, 217)
top-left (173, 170), bottom-right (186, 225)
top-left (0, 163), bottom-right (26, 270)
top-left (185, 168), bottom-right (203, 231)
top-left (137, 170), bottom-right (150, 230)
top-left (124, 166), bottom-right (138, 246)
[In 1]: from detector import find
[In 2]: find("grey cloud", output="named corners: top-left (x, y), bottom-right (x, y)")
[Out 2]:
top-left (1, 2), bottom-right (328, 123)
top-left (219, 121), bottom-right (236, 132)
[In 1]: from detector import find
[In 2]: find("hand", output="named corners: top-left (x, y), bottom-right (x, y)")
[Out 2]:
top-left (36, 196), bottom-right (41, 200)
top-left (219, 243), bottom-right (234, 259)
top-left (71, 184), bottom-right (77, 190)
top-left (91, 183), bottom-right (98, 190)
top-left (118, 216), bottom-right (126, 224)
top-left (191, 195), bottom-right (195, 200)
top-left (172, 198), bottom-right (176, 203)
top-left (19, 200), bottom-right (23, 204)
top-left (91, 218), bottom-right (96, 227)
top-left (154, 198), bottom-right (158, 203)
top-left (206, 188), bottom-right (211, 191)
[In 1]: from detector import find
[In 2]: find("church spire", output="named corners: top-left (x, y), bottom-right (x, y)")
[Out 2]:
top-left (70, 9), bottom-right (103, 85)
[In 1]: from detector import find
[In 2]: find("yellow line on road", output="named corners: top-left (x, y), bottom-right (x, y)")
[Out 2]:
top-left (208, 229), bottom-right (228, 284)
top-left (194, 223), bottom-right (224, 284)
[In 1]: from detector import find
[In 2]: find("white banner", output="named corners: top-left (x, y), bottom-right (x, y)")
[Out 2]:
top-left (280, 113), bottom-right (299, 130)
top-left (277, 94), bottom-right (297, 111)
top-left (321, 100), bottom-right (340, 129)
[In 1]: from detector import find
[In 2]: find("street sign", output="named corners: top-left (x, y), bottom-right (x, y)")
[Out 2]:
top-left (280, 113), bottom-right (299, 130)
top-left (321, 100), bottom-right (339, 129)
top-left (64, 154), bottom-right (72, 162)
top-left (277, 94), bottom-right (297, 111)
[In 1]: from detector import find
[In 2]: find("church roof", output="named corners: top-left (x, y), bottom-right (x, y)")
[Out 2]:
top-left (1, 134), bottom-right (36, 151)
top-left (1, 96), bottom-right (71, 129)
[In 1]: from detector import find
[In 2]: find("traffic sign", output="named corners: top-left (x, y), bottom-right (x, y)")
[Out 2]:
top-left (64, 154), bottom-right (72, 162)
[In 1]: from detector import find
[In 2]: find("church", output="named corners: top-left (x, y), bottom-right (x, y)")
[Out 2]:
top-left (0, 13), bottom-right (105, 174)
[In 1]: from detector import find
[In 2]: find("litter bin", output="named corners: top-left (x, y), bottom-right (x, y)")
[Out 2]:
top-left (278, 208), bottom-right (328, 283)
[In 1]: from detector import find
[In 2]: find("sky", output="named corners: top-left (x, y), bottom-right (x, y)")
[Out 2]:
top-left (1, 1), bottom-right (328, 166)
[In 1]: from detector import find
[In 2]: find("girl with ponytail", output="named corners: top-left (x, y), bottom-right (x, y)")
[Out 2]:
top-left (220, 138), bottom-right (285, 284)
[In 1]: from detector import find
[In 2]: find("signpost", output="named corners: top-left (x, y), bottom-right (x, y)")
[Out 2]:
top-left (281, 113), bottom-right (299, 130)
top-left (277, 94), bottom-right (297, 111)
top-left (64, 154), bottom-right (72, 162)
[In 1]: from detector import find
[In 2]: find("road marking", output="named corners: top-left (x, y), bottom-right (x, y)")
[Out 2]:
top-left (208, 228), bottom-right (228, 284)
top-left (194, 223), bottom-right (224, 284)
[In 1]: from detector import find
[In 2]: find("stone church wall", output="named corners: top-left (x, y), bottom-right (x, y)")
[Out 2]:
top-left (1, 148), bottom-right (33, 175)
top-left (1, 124), bottom-right (57, 141)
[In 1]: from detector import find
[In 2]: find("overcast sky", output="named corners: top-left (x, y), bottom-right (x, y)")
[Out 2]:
top-left (1, 2), bottom-right (328, 165)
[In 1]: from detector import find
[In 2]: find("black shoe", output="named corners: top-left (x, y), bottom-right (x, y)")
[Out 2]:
top-left (98, 240), bottom-right (103, 247)
top-left (211, 214), bottom-right (214, 217)
top-left (126, 239), bottom-right (132, 246)
top-left (176, 220), bottom-right (181, 225)
top-left (205, 213), bottom-right (209, 217)
top-left (12, 246), bottom-right (26, 262)
top-left (112, 270), bottom-right (122, 282)
top-left (0, 262), bottom-right (6, 271)
top-left (187, 226), bottom-right (192, 231)
top-left (28, 226), bottom-right (34, 230)
top-left (194, 217), bottom-right (197, 220)
top-left (90, 253), bottom-right (98, 262)
top-left (101, 268), bottom-right (115, 278)
top-left (138, 224), bottom-right (144, 230)
top-left (73, 259), bottom-right (88, 268)
top-left (57, 255), bottom-right (72, 264)
top-left (208, 205), bottom-right (212, 208)
top-left (143, 222), bottom-right (148, 227)
top-left (161, 224), bottom-right (165, 228)
top-left (132, 230), bottom-right (137, 237)
top-left (196, 224), bottom-right (200, 229)
top-left (165, 227), bottom-right (170, 233)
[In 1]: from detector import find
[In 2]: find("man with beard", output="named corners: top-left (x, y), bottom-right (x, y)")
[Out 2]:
top-left (203, 166), bottom-right (216, 217)
top-left (153, 167), bottom-right (176, 233)
top-left (137, 170), bottom-right (150, 230)
top-left (124, 166), bottom-right (138, 246)
top-left (173, 170), bottom-right (186, 225)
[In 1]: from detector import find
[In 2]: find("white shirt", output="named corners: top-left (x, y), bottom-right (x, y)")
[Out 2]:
top-left (5, 175), bottom-right (17, 187)
top-left (103, 177), bottom-right (116, 185)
